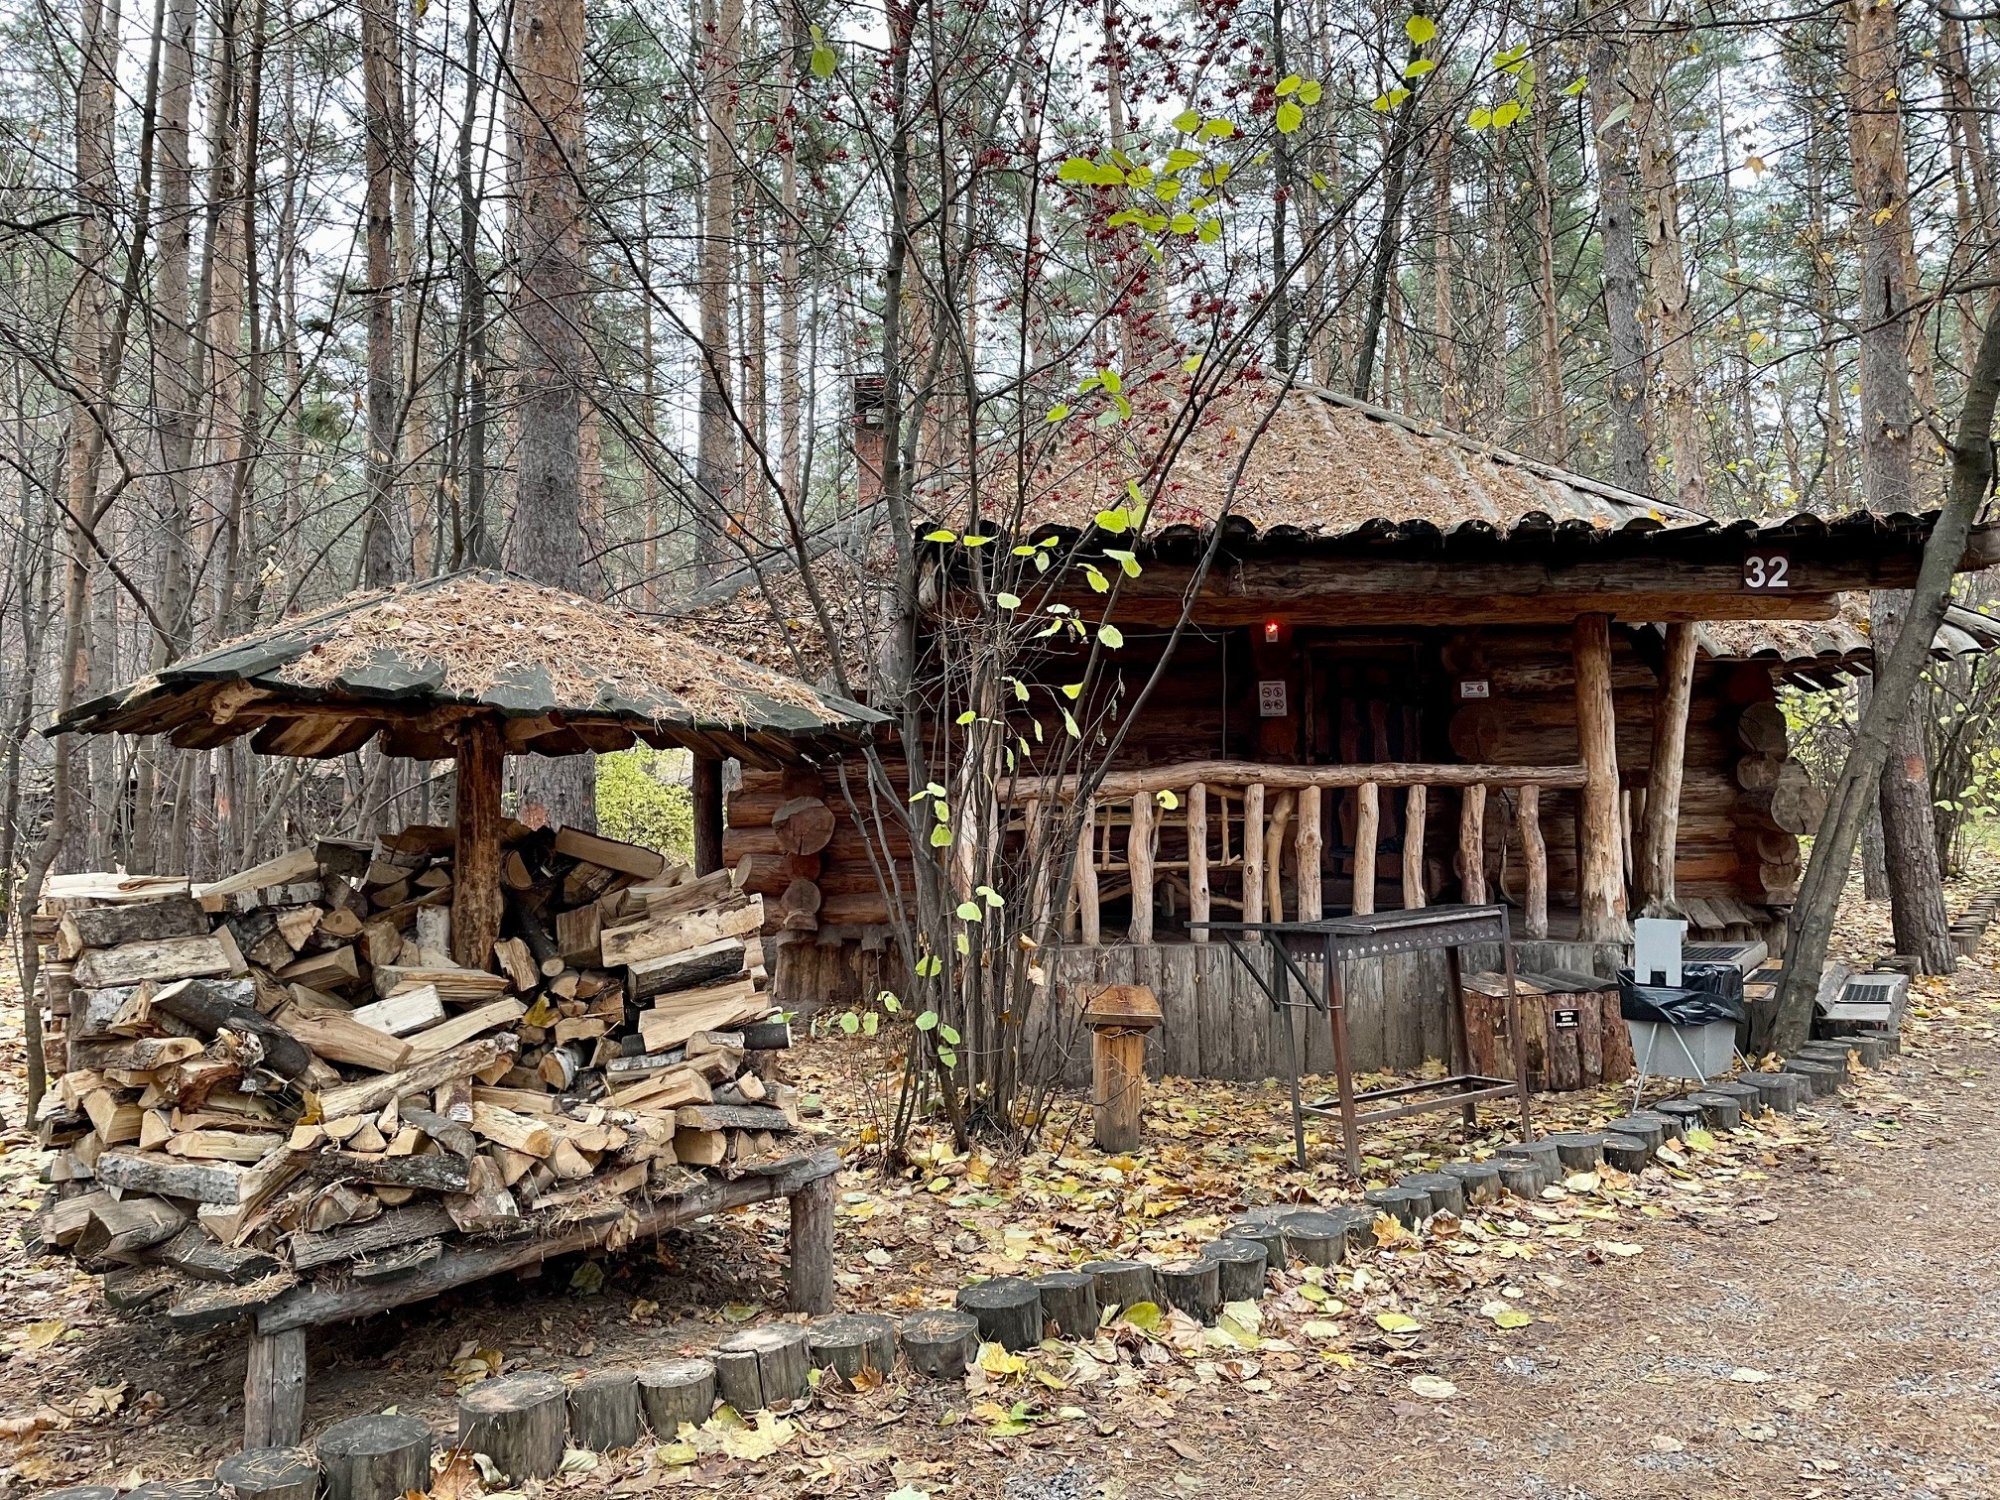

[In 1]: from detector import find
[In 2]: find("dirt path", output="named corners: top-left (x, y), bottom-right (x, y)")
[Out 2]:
top-left (6, 947), bottom-right (2000, 1499)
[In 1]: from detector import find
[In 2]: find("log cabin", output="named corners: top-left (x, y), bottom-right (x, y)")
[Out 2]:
top-left (681, 386), bottom-right (2000, 1080)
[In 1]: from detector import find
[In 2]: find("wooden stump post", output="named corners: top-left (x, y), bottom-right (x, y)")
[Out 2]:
top-left (715, 1326), bottom-right (812, 1410)
top-left (214, 1447), bottom-right (319, 1500)
top-left (243, 1326), bottom-right (307, 1449)
top-left (1085, 984), bottom-right (1162, 1153)
top-left (1156, 1259), bottom-right (1221, 1324)
top-left (1458, 784), bottom-right (1487, 903)
top-left (1347, 782), bottom-right (1375, 916)
top-left (1401, 784), bottom-right (1428, 909)
top-left (1128, 791), bottom-right (1155, 943)
top-left (637, 1359), bottom-right (716, 1434)
top-left (955, 1276), bottom-right (1042, 1350)
top-left (1187, 782), bottom-right (1210, 940)
top-left (1515, 784), bottom-right (1548, 939)
top-left (1074, 798), bottom-right (1101, 945)
top-left (1242, 783), bottom-right (1266, 924)
top-left (805, 1312), bottom-right (898, 1382)
top-left (1636, 621), bottom-right (1697, 914)
top-left (1573, 612), bottom-right (1628, 941)
top-left (1439, 1160), bottom-right (1501, 1203)
top-left (1201, 1237), bottom-right (1268, 1302)
top-left (316, 1415), bottom-right (431, 1500)
top-left (1297, 785), bottom-right (1324, 921)
top-left (458, 1372), bottom-right (566, 1482)
top-left (900, 1310), bottom-right (980, 1378)
top-left (787, 1170), bottom-right (835, 1313)
top-left (691, 755), bottom-right (725, 875)
top-left (1222, 1220), bottom-right (1287, 1271)
top-left (1278, 1210), bottom-right (1352, 1266)
top-left (1081, 1259), bottom-right (1156, 1315)
top-left (566, 1370), bottom-right (641, 1452)
top-left (450, 716), bottom-right (505, 971)
top-left (1032, 1271), bottom-right (1101, 1338)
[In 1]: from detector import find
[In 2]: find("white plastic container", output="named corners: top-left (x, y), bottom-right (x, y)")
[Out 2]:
top-left (1625, 1018), bottom-right (1736, 1082)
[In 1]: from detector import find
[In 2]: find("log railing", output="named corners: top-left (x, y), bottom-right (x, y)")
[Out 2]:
top-left (1009, 761), bottom-right (1591, 944)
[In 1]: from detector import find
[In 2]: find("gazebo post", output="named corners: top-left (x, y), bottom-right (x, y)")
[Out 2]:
top-left (452, 714), bottom-right (506, 970)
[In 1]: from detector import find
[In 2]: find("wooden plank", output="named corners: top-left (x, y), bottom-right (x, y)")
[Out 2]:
top-left (1007, 759), bottom-right (1593, 800)
top-left (553, 826), bottom-right (668, 879)
top-left (348, 985), bottom-right (446, 1036)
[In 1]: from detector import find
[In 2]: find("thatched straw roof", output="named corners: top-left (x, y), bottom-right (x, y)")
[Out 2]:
top-left (50, 572), bottom-right (887, 767)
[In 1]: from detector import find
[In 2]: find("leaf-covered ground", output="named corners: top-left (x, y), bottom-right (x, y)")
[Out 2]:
top-left (3, 869), bottom-right (1998, 1499)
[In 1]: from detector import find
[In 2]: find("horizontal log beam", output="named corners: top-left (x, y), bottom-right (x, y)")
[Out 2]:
top-left (1003, 760), bottom-right (1589, 801)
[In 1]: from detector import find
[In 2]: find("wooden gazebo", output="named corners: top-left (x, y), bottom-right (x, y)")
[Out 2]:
top-left (50, 570), bottom-right (887, 973)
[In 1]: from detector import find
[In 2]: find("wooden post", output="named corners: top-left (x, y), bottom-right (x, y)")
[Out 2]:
top-left (1085, 985), bottom-right (1162, 1153)
top-left (1350, 782), bottom-right (1378, 916)
top-left (1402, 783), bottom-right (1427, 909)
top-left (1264, 789), bottom-right (1294, 924)
top-left (1242, 783), bottom-right (1265, 924)
top-left (243, 1325), bottom-right (307, 1448)
top-left (691, 754), bottom-right (725, 876)
top-left (1516, 784), bottom-right (1548, 939)
top-left (1635, 619), bottom-right (1696, 914)
top-left (1128, 791), bottom-right (1155, 943)
top-left (1187, 783), bottom-right (1210, 940)
top-left (451, 716), bottom-right (505, 971)
top-left (1296, 786), bottom-right (1323, 922)
top-left (1074, 797), bottom-right (1100, 945)
top-left (1572, 612), bottom-right (1627, 941)
top-left (1457, 783), bottom-right (1488, 904)
top-left (787, 1170), bottom-right (835, 1313)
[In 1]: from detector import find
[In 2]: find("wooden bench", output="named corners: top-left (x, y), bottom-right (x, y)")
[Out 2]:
top-left (235, 1149), bottom-right (840, 1447)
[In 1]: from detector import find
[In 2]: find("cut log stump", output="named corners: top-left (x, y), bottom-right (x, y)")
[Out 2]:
top-left (244, 1326), bottom-right (308, 1448)
top-left (1685, 1092), bottom-right (1743, 1129)
top-left (805, 1313), bottom-right (897, 1382)
top-left (715, 1326), bottom-right (812, 1411)
top-left (1743, 1072), bottom-right (1804, 1113)
top-left (40, 1488), bottom-right (117, 1500)
top-left (1279, 1210), bottom-right (1352, 1266)
top-left (458, 1372), bottom-right (566, 1482)
top-left (1398, 1172), bottom-right (1466, 1217)
top-left (1782, 1058), bottom-right (1844, 1096)
top-left (215, 1446), bottom-right (319, 1500)
top-left (1156, 1259), bottom-right (1221, 1325)
top-left (1081, 1260), bottom-right (1156, 1316)
top-left (1496, 1139), bottom-right (1562, 1178)
top-left (899, 1310), bottom-right (980, 1378)
top-left (1032, 1271), bottom-right (1101, 1339)
top-left (1439, 1161), bottom-right (1502, 1203)
top-left (317, 1414), bottom-right (432, 1500)
top-left (1222, 1220), bottom-right (1288, 1271)
top-left (1601, 1116), bottom-right (1666, 1152)
top-left (955, 1276), bottom-right (1042, 1351)
top-left (1630, 1107), bottom-right (1685, 1141)
top-left (1200, 1238), bottom-right (1268, 1302)
top-left (787, 1172), bottom-right (836, 1314)
top-left (1363, 1187), bottom-right (1428, 1228)
top-left (1649, 1098), bottom-right (1710, 1130)
top-left (637, 1359), bottom-right (716, 1434)
top-left (1495, 1157), bottom-right (1548, 1198)
top-left (1703, 1080), bottom-right (1766, 1116)
top-left (1856, 1025), bottom-right (1900, 1056)
top-left (1543, 1132), bottom-right (1605, 1170)
top-left (126, 1482), bottom-right (219, 1500)
top-left (1600, 1133), bottom-right (1652, 1173)
top-left (567, 1370), bottom-right (641, 1452)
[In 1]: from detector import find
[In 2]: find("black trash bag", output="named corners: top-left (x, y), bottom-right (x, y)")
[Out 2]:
top-left (1617, 962), bottom-right (1747, 1026)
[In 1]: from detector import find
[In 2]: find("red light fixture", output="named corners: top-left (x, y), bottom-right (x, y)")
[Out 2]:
top-left (1263, 619), bottom-right (1281, 643)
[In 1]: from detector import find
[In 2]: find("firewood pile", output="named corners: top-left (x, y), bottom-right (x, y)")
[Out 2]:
top-left (29, 823), bottom-right (807, 1317)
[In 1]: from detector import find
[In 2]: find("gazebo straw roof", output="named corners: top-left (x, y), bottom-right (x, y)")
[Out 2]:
top-left (49, 571), bottom-right (887, 768)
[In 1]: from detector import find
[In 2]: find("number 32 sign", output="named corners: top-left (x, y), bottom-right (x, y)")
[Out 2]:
top-left (1743, 550), bottom-right (1790, 590)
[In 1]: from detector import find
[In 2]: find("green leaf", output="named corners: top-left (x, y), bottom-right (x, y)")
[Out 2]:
top-left (838, 1011), bottom-right (860, 1034)
top-left (997, 592), bottom-right (1022, 608)
top-left (808, 24), bottom-right (837, 78)
top-left (1103, 548), bottom-right (1141, 577)
top-left (1276, 73), bottom-right (1302, 96)
top-left (930, 825), bottom-right (954, 847)
top-left (977, 884), bottom-right (1005, 907)
top-left (924, 528), bottom-right (959, 543)
top-left (1404, 13), bottom-right (1436, 43)
top-left (1045, 403), bottom-right (1070, 423)
top-left (1060, 682), bottom-right (1083, 699)
top-left (956, 900), bottom-right (983, 921)
top-left (955, 709), bottom-right (977, 725)
top-left (1082, 564), bottom-right (1110, 593)
top-left (936, 1048), bottom-right (958, 1068)
top-left (1170, 211), bottom-right (1198, 234)
top-left (1164, 147), bottom-right (1203, 172)
top-left (1492, 99), bottom-right (1522, 128)
top-left (1060, 708), bottom-right (1081, 739)
top-left (1298, 79), bottom-right (1323, 104)
top-left (915, 955), bottom-right (941, 978)
top-left (1098, 624), bottom-right (1125, 649)
top-left (1468, 105), bottom-right (1493, 128)
top-left (1155, 788), bottom-right (1179, 810)
top-left (1563, 74), bottom-right (1588, 96)
top-left (1098, 367), bottom-right (1123, 394)
top-left (1403, 56), bottom-right (1435, 78)
top-left (1200, 117), bottom-right (1236, 139)
top-left (915, 1010), bottom-right (940, 1031)
top-left (1276, 100), bottom-right (1304, 134)
top-left (1118, 1301), bottom-right (1164, 1332)
top-left (1172, 108), bottom-right (1201, 133)
top-left (1058, 156), bottom-right (1097, 182)
top-left (954, 933), bottom-right (969, 956)
top-left (1094, 506), bottom-right (1132, 535)
top-left (939, 1024), bottom-right (962, 1046)
top-left (878, 991), bottom-right (901, 1012)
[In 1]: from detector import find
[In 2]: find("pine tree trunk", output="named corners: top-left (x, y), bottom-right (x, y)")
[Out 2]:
top-left (1586, 4), bottom-right (1650, 496)
top-left (1845, 0), bottom-right (1952, 973)
top-left (693, 0), bottom-right (741, 582)
top-left (360, 0), bottom-right (401, 586)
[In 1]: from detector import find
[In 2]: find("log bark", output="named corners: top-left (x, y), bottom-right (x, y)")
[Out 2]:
top-left (317, 1414), bottom-right (431, 1500)
top-left (243, 1327), bottom-right (308, 1448)
top-left (452, 718), bottom-right (506, 970)
top-left (1401, 783), bottom-right (1427, 909)
top-left (1515, 784), bottom-right (1547, 938)
top-left (215, 1446), bottom-right (319, 1500)
top-left (804, 1312), bottom-right (897, 1381)
top-left (1200, 1237), bottom-right (1268, 1302)
top-left (458, 1372), bottom-right (567, 1481)
top-left (955, 1275), bottom-right (1042, 1350)
top-left (1573, 612), bottom-right (1627, 940)
top-left (714, 1325), bottom-right (812, 1410)
top-left (1032, 1270), bottom-right (1101, 1338)
top-left (1635, 620), bottom-right (1696, 913)
top-left (1081, 1258), bottom-right (1155, 1314)
top-left (899, 1310), bottom-right (978, 1378)
top-left (1155, 1258), bottom-right (1221, 1324)
top-left (1187, 781), bottom-right (1210, 938)
top-left (1091, 1028), bottom-right (1147, 1153)
top-left (637, 1359), bottom-right (716, 1433)
top-left (788, 1170), bottom-right (835, 1313)
top-left (1278, 1210), bottom-right (1351, 1266)
top-left (1457, 784), bottom-right (1486, 904)
top-left (566, 1370), bottom-right (641, 1451)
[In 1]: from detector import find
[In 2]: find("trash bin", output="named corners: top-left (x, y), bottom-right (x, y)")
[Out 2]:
top-left (1618, 964), bottom-right (1746, 1081)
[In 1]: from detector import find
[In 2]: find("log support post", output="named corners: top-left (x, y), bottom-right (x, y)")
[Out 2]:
top-left (1401, 784), bottom-right (1427, 909)
top-left (1242, 783), bottom-right (1266, 924)
top-left (451, 716), bottom-right (505, 971)
top-left (787, 1170), bottom-right (835, 1314)
top-left (1187, 782), bottom-right (1210, 939)
top-left (692, 755), bottom-right (725, 876)
top-left (244, 1324), bottom-right (308, 1449)
top-left (1074, 797), bottom-right (1100, 945)
top-left (1350, 782), bottom-right (1378, 916)
top-left (1516, 784), bottom-right (1548, 939)
top-left (1128, 791), bottom-right (1155, 943)
top-left (1457, 783), bottom-right (1487, 904)
top-left (1263, 789), bottom-right (1294, 925)
top-left (1635, 620), bottom-right (1696, 915)
top-left (1572, 612), bottom-right (1629, 941)
top-left (1296, 786), bottom-right (1323, 922)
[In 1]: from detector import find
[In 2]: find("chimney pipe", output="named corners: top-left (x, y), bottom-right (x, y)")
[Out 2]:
top-left (852, 374), bottom-right (885, 507)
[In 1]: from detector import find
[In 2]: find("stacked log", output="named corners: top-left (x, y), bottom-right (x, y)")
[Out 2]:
top-left (29, 823), bottom-right (808, 1319)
